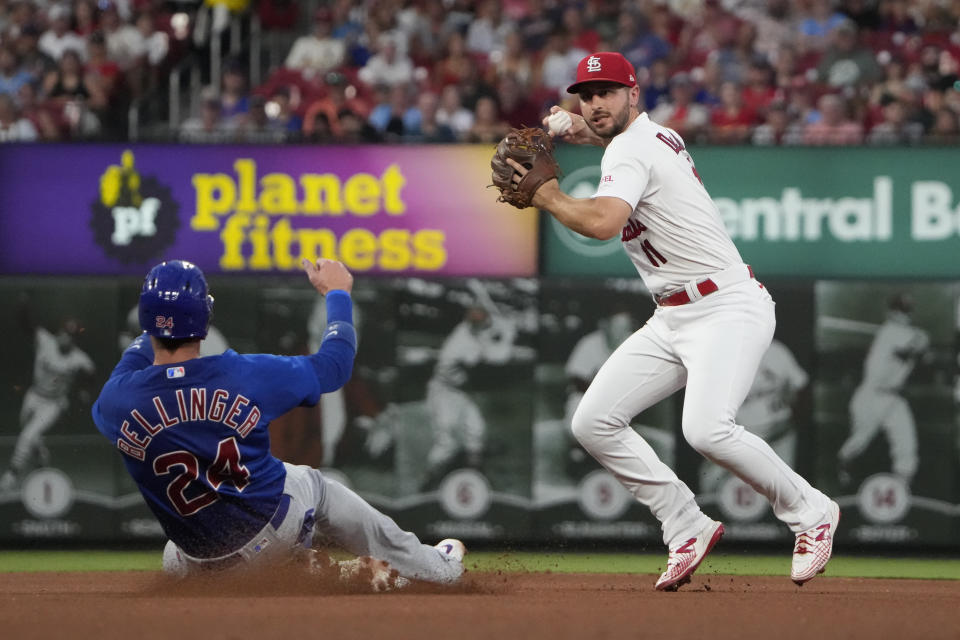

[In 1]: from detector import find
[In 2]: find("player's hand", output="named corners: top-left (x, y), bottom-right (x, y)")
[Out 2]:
top-left (541, 106), bottom-right (599, 145)
top-left (302, 258), bottom-right (354, 295)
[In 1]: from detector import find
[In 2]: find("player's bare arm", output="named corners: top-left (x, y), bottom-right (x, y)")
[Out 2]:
top-left (505, 158), bottom-right (632, 240)
top-left (302, 257), bottom-right (354, 295)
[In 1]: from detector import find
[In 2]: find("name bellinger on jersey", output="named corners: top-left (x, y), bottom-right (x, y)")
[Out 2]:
top-left (92, 290), bottom-right (354, 558)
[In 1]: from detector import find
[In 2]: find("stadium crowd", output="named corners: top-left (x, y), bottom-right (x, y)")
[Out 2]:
top-left (0, 0), bottom-right (959, 144)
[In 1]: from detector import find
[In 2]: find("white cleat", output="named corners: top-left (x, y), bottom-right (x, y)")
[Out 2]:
top-left (655, 520), bottom-right (724, 591)
top-left (791, 500), bottom-right (841, 586)
top-left (435, 538), bottom-right (466, 563)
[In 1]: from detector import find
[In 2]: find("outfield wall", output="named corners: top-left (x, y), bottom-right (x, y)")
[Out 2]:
top-left (0, 144), bottom-right (958, 548)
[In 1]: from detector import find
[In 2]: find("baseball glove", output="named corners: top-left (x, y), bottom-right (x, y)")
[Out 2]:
top-left (490, 127), bottom-right (559, 209)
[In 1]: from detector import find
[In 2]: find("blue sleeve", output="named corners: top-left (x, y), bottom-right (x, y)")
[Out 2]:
top-left (91, 334), bottom-right (154, 441)
top-left (244, 291), bottom-right (357, 415)
top-left (305, 289), bottom-right (357, 395)
top-left (111, 333), bottom-right (154, 377)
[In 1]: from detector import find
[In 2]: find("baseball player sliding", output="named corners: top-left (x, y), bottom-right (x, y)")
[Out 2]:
top-left (492, 52), bottom-right (839, 590)
top-left (92, 259), bottom-right (464, 590)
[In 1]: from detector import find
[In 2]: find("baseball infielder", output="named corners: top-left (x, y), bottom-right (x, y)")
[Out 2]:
top-left (508, 52), bottom-right (838, 589)
top-left (423, 280), bottom-right (517, 487)
top-left (1, 317), bottom-right (95, 492)
top-left (92, 260), bottom-right (464, 589)
top-left (839, 294), bottom-right (928, 484)
top-left (700, 339), bottom-right (809, 495)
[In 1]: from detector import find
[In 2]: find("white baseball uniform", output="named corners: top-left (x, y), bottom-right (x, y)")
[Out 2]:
top-left (8, 328), bottom-right (95, 473)
top-left (840, 314), bottom-right (928, 480)
top-left (570, 113), bottom-right (832, 546)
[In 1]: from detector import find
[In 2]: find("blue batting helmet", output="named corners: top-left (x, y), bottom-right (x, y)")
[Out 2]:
top-left (139, 260), bottom-right (213, 339)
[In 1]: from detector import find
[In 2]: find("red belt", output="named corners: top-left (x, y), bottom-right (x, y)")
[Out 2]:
top-left (656, 266), bottom-right (755, 307)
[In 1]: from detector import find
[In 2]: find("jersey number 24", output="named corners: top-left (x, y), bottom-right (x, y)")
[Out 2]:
top-left (153, 437), bottom-right (251, 516)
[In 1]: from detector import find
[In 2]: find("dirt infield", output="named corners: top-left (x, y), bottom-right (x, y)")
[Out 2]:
top-left (1, 569), bottom-right (957, 640)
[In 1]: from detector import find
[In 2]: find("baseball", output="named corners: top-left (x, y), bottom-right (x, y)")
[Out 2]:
top-left (547, 110), bottom-right (572, 136)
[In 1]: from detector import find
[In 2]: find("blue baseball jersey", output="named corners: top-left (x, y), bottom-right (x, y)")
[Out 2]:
top-left (92, 290), bottom-right (356, 558)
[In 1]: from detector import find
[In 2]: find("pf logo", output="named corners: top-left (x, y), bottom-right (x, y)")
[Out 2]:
top-left (586, 55), bottom-right (602, 72)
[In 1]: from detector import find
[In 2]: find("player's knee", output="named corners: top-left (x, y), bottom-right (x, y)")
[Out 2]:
top-left (570, 405), bottom-right (622, 452)
top-left (681, 415), bottom-right (735, 457)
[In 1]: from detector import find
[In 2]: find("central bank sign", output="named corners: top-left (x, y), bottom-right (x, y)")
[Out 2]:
top-left (544, 147), bottom-right (960, 278)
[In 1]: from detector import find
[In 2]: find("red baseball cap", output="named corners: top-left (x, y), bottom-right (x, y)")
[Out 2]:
top-left (567, 52), bottom-right (637, 94)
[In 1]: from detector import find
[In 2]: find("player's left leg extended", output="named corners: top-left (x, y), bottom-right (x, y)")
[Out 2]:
top-left (674, 282), bottom-right (833, 533)
top-left (297, 465), bottom-right (462, 584)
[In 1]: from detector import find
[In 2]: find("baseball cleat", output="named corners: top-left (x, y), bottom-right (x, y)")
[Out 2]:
top-left (791, 500), bottom-right (841, 586)
top-left (435, 538), bottom-right (466, 563)
top-left (655, 520), bottom-right (724, 591)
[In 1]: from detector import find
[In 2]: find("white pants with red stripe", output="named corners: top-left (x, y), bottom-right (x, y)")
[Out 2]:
top-left (571, 277), bottom-right (832, 548)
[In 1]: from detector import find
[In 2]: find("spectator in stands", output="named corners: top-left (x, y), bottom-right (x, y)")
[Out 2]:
top-left (871, 52), bottom-right (909, 103)
top-left (101, 3), bottom-right (144, 71)
top-left (614, 11), bottom-right (671, 73)
top-left (733, 0), bottom-right (795, 62)
top-left (14, 24), bottom-right (55, 81)
top-left (0, 45), bottom-right (33, 96)
top-left (803, 93), bottom-right (864, 144)
top-left (710, 81), bottom-right (755, 144)
top-left (867, 93), bottom-right (923, 144)
top-left (74, 0), bottom-right (100, 38)
top-left (751, 100), bottom-right (804, 145)
top-left (490, 30), bottom-right (533, 87)
top-left (284, 8), bottom-right (345, 80)
top-left (180, 90), bottom-right (229, 142)
top-left (233, 94), bottom-right (285, 143)
top-left (464, 94), bottom-right (509, 143)
top-left (540, 30), bottom-right (587, 98)
top-left (16, 81), bottom-right (60, 140)
top-left (797, 0), bottom-right (849, 52)
top-left (878, 0), bottom-right (920, 34)
top-left (741, 57), bottom-right (778, 114)
top-left (357, 32), bottom-right (413, 88)
top-left (466, 0), bottom-right (510, 57)
top-left (38, 4), bottom-right (86, 61)
top-left (925, 107), bottom-right (959, 142)
top-left (0, 92), bottom-right (37, 141)
top-left (435, 31), bottom-right (474, 88)
top-left (839, 0), bottom-right (881, 31)
top-left (131, 12), bottom-right (170, 69)
top-left (264, 86), bottom-right (302, 134)
top-left (649, 72), bottom-right (710, 142)
top-left (402, 90), bottom-right (455, 142)
top-left (368, 83), bottom-right (411, 138)
top-left (516, 0), bottom-right (557, 52)
top-left (561, 4), bottom-right (599, 53)
top-left (84, 31), bottom-right (124, 136)
top-left (643, 58), bottom-right (671, 111)
top-left (338, 106), bottom-right (380, 143)
top-left (219, 60), bottom-right (250, 123)
top-left (496, 72), bottom-right (540, 128)
top-left (817, 20), bottom-right (881, 88)
top-left (772, 45), bottom-right (808, 92)
top-left (435, 83), bottom-right (473, 140)
top-left (301, 71), bottom-right (369, 140)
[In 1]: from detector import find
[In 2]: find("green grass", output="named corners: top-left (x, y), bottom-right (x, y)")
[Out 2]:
top-left (1, 551), bottom-right (959, 580)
